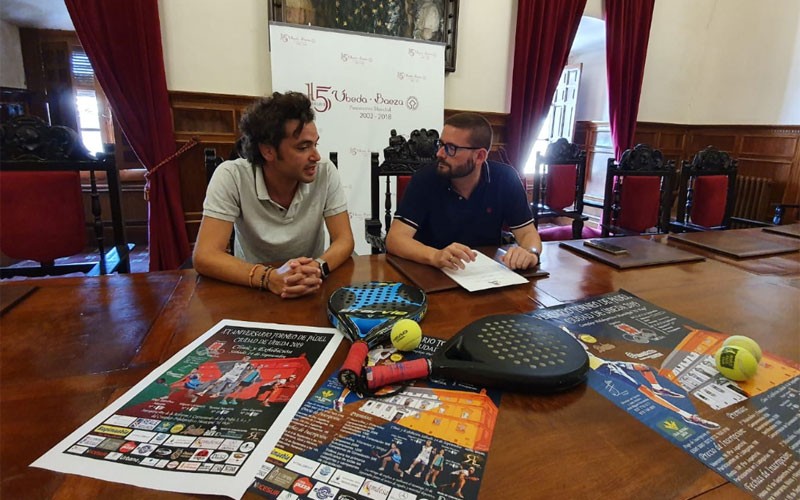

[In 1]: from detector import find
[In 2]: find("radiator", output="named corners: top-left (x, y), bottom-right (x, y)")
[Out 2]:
top-left (733, 176), bottom-right (772, 222)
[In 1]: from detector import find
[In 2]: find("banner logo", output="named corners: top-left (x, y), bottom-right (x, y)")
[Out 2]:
top-left (280, 33), bottom-right (315, 46)
top-left (306, 83), bottom-right (420, 114)
top-left (397, 72), bottom-right (426, 83)
top-left (341, 53), bottom-right (373, 65)
top-left (408, 48), bottom-right (437, 60)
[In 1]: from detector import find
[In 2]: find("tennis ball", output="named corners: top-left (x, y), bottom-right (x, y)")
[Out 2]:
top-left (722, 335), bottom-right (762, 362)
top-left (714, 345), bottom-right (758, 381)
top-left (391, 319), bottom-right (422, 351)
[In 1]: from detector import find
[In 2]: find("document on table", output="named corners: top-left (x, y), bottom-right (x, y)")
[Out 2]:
top-left (442, 251), bottom-right (529, 292)
top-left (31, 320), bottom-right (343, 499)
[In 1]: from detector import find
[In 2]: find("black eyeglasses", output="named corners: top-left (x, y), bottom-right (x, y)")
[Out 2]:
top-left (434, 140), bottom-right (484, 157)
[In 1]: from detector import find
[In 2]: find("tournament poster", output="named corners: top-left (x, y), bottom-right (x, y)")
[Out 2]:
top-left (32, 320), bottom-right (343, 499)
top-left (251, 336), bottom-right (501, 500)
top-left (528, 290), bottom-right (800, 499)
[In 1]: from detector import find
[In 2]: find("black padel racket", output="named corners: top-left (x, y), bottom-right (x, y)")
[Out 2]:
top-left (365, 314), bottom-right (589, 392)
top-left (328, 282), bottom-right (427, 389)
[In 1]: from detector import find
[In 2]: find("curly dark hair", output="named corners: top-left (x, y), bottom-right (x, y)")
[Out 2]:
top-left (239, 91), bottom-right (315, 167)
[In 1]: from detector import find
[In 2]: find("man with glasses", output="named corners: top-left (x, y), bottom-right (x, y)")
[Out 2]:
top-left (386, 112), bottom-right (542, 270)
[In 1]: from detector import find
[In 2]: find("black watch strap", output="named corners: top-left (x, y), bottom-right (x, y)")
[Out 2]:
top-left (315, 258), bottom-right (330, 278)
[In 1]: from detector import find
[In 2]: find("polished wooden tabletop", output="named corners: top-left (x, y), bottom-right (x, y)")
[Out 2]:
top-left (2, 235), bottom-right (797, 499)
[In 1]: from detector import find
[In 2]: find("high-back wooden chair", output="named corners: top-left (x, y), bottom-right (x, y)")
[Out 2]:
top-left (671, 146), bottom-right (738, 231)
top-left (599, 143), bottom-right (676, 237)
top-left (531, 138), bottom-right (590, 240)
top-left (365, 128), bottom-right (439, 254)
top-left (0, 115), bottom-right (132, 278)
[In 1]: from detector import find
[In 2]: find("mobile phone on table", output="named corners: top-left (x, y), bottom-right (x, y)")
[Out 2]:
top-left (583, 239), bottom-right (629, 255)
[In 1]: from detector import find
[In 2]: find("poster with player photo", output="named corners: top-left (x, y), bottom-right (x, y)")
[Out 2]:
top-left (32, 320), bottom-right (342, 498)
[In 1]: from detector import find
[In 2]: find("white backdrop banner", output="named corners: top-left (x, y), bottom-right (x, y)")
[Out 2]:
top-left (269, 22), bottom-right (444, 255)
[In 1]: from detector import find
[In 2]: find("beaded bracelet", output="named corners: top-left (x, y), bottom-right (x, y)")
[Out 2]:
top-left (259, 266), bottom-right (272, 292)
top-left (264, 266), bottom-right (276, 293)
top-left (248, 264), bottom-right (263, 289)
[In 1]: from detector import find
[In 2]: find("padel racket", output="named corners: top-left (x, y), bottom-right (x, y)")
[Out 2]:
top-left (328, 282), bottom-right (427, 389)
top-left (365, 314), bottom-right (589, 392)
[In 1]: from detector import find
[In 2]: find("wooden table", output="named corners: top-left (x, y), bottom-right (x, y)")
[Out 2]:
top-left (2, 248), bottom-right (797, 499)
top-left (665, 227), bottom-right (800, 277)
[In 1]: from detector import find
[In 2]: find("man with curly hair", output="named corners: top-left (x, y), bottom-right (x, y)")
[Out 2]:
top-left (194, 91), bottom-right (354, 298)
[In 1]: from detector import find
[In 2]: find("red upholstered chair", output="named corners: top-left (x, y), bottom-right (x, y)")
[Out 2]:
top-left (366, 128), bottom-right (438, 254)
top-left (671, 146), bottom-right (738, 232)
top-left (531, 139), bottom-right (594, 241)
top-left (594, 144), bottom-right (676, 237)
top-left (0, 115), bottom-right (132, 278)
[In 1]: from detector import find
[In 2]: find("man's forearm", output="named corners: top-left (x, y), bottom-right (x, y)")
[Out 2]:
top-left (319, 236), bottom-right (354, 272)
top-left (386, 233), bottom-right (437, 266)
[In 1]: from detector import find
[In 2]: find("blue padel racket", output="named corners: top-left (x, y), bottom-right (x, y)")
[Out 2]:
top-left (365, 314), bottom-right (589, 393)
top-left (328, 282), bottom-right (427, 389)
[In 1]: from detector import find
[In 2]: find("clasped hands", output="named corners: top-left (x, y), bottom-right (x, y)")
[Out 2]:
top-left (432, 243), bottom-right (539, 270)
top-left (267, 257), bottom-right (322, 299)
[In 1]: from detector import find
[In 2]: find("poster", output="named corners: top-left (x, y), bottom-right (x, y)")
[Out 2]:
top-left (251, 337), bottom-right (501, 500)
top-left (270, 22), bottom-right (445, 255)
top-left (32, 320), bottom-right (343, 499)
top-left (528, 290), bottom-right (800, 499)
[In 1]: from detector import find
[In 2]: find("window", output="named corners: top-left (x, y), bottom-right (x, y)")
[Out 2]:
top-left (523, 64), bottom-right (581, 174)
top-left (70, 49), bottom-right (113, 156)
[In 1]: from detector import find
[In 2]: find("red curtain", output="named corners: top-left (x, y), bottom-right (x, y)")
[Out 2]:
top-left (65, 0), bottom-right (190, 271)
top-left (605, 0), bottom-right (656, 160)
top-left (506, 0), bottom-right (587, 171)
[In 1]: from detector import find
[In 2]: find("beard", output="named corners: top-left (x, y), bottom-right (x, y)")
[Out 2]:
top-left (436, 157), bottom-right (476, 179)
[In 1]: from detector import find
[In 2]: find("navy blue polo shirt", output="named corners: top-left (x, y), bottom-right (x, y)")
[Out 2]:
top-left (394, 160), bottom-right (533, 249)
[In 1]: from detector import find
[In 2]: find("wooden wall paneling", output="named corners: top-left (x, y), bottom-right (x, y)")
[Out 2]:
top-left (685, 133), bottom-right (737, 154)
top-left (81, 179), bottom-right (148, 246)
top-left (592, 122), bottom-right (800, 223)
top-left (166, 90), bottom-right (800, 246)
top-left (169, 91), bottom-right (255, 244)
top-left (178, 141), bottom-right (237, 245)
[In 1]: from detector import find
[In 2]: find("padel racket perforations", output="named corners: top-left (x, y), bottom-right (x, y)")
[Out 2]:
top-left (366, 314), bottom-right (589, 393)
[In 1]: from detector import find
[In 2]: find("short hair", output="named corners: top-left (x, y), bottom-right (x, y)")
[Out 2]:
top-left (444, 112), bottom-right (493, 150)
top-left (239, 91), bottom-right (315, 167)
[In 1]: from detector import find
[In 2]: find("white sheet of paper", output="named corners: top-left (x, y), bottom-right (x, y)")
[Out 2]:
top-left (442, 251), bottom-right (529, 292)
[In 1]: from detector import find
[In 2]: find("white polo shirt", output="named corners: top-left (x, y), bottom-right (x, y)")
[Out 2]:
top-left (203, 158), bottom-right (347, 263)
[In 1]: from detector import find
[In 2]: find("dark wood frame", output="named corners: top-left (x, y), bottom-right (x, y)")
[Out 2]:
top-left (0, 115), bottom-right (132, 277)
top-left (673, 146), bottom-right (738, 231)
top-left (532, 138), bottom-right (589, 239)
top-left (269, 0), bottom-right (460, 72)
top-left (598, 144), bottom-right (677, 237)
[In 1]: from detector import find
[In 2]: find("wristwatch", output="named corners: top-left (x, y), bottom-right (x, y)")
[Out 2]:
top-left (529, 248), bottom-right (541, 261)
top-left (314, 258), bottom-right (330, 278)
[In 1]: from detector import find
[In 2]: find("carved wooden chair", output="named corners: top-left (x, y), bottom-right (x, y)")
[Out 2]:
top-left (0, 115), bottom-right (132, 278)
top-left (671, 146), bottom-right (793, 231)
top-left (365, 128), bottom-right (439, 254)
top-left (671, 146), bottom-right (738, 232)
top-left (531, 138), bottom-right (591, 241)
top-left (587, 144), bottom-right (677, 237)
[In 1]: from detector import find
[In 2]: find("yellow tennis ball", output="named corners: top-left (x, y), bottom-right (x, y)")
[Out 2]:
top-left (714, 345), bottom-right (758, 381)
top-left (722, 335), bottom-right (762, 362)
top-left (391, 319), bottom-right (422, 351)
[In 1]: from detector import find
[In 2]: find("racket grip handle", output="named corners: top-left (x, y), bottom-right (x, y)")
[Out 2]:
top-left (338, 341), bottom-right (369, 388)
top-left (366, 358), bottom-right (430, 390)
